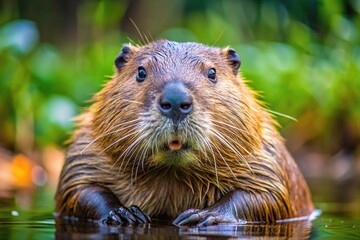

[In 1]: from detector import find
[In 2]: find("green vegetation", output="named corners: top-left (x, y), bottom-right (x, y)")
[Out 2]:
top-left (0, 0), bottom-right (359, 163)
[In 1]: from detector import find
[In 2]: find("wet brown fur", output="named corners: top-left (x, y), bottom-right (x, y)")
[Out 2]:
top-left (55, 40), bottom-right (313, 222)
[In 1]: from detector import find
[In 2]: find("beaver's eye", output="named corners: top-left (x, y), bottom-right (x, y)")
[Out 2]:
top-left (136, 67), bottom-right (147, 82)
top-left (208, 68), bottom-right (217, 83)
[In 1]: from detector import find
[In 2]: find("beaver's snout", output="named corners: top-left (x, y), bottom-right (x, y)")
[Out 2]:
top-left (158, 81), bottom-right (193, 124)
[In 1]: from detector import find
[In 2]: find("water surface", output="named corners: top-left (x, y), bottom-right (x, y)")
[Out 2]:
top-left (1, 207), bottom-right (359, 239)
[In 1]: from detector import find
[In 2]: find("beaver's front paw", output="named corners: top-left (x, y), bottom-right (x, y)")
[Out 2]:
top-left (103, 205), bottom-right (151, 225)
top-left (172, 207), bottom-right (240, 227)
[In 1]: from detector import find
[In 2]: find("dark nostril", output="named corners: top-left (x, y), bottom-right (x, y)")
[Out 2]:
top-left (180, 103), bottom-right (190, 109)
top-left (180, 102), bottom-right (192, 113)
top-left (160, 102), bottom-right (172, 111)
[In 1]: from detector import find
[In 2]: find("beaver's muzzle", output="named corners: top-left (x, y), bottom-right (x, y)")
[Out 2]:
top-left (158, 81), bottom-right (193, 125)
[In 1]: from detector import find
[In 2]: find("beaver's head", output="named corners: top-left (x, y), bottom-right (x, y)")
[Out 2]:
top-left (91, 40), bottom-right (263, 171)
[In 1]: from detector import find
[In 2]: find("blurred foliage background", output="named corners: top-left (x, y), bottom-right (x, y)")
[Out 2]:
top-left (0, 0), bottom-right (359, 211)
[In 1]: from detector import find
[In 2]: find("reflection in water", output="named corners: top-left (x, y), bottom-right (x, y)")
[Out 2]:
top-left (180, 222), bottom-right (312, 239)
top-left (2, 209), bottom-right (360, 239)
top-left (55, 217), bottom-right (313, 239)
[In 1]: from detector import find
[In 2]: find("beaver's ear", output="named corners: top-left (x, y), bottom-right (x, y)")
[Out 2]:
top-left (115, 45), bottom-right (136, 69)
top-left (222, 48), bottom-right (241, 75)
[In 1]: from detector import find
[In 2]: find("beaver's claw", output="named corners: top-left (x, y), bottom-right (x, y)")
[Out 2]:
top-left (103, 205), bottom-right (151, 225)
top-left (172, 207), bottom-right (239, 227)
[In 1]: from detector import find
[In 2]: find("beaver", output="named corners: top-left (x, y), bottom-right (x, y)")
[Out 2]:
top-left (55, 40), bottom-right (313, 226)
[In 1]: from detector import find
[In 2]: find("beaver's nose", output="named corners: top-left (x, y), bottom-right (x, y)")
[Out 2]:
top-left (158, 81), bottom-right (193, 123)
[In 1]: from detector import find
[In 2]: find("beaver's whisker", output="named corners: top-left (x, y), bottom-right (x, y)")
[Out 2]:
top-left (203, 110), bottom-right (252, 133)
top-left (100, 118), bottom-right (140, 134)
top-left (209, 117), bottom-right (261, 154)
top-left (215, 117), bottom-right (262, 152)
top-left (226, 133), bottom-right (258, 160)
top-left (109, 130), bottom-right (144, 171)
top-left (145, 133), bottom-right (156, 164)
top-left (212, 118), bottom-right (256, 145)
top-left (190, 124), bottom-right (210, 161)
top-left (200, 134), bottom-right (219, 187)
top-left (154, 127), bottom-right (163, 154)
top-left (112, 126), bottom-right (145, 172)
top-left (213, 122), bottom-right (260, 159)
top-left (138, 112), bottom-right (156, 118)
top-left (80, 120), bottom-right (139, 155)
top-left (117, 136), bottom-right (144, 172)
top-left (131, 131), bottom-right (151, 180)
top-left (134, 136), bottom-right (151, 183)
top-left (131, 142), bottom-right (145, 184)
top-left (210, 128), bottom-right (253, 174)
top-left (210, 141), bottom-right (239, 181)
top-left (118, 144), bottom-right (141, 175)
top-left (186, 123), bottom-right (206, 162)
top-left (217, 125), bottom-right (260, 168)
top-left (210, 119), bottom-right (252, 135)
top-left (183, 119), bottom-right (191, 139)
top-left (143, 129), bottom-right (158, 167)
top-left (118, 129), bottom-right (150, 173)
top-left (140, 138), bottom-right (150, 171)
top-left (265, 109), bottom-right (297, 122)
top-left (211, 127), bottom-right (252, 169)
top-left (99, 129), bottom-right (139, 155)
top-left (122, 99), bottom-right (144, 105)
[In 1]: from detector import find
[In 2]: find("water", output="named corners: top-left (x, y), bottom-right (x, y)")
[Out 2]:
top-left (1, 207), bottom-right (360, 239)
top-left (1, 177), bottom-right (359, 239)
